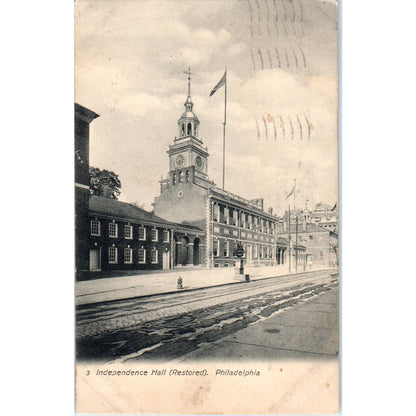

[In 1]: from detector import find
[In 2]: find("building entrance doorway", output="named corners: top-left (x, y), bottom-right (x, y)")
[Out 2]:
top-left (193, 238), bottom-right (200, 265)
top-left (89, 248), bottom-right (101, 271)
top-left (162, 250), bottom-right (170, 270)
top-left (177, 236), bottom-right (190, 265)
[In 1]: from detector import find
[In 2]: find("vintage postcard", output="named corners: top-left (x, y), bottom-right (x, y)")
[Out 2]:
top-left (75, 0), bottom-right (339, 413)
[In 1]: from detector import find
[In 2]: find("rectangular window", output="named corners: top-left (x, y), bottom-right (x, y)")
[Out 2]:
top-left (213, 240), bottom-right (219, 257)
top-left (109, 223), bottom-right (118, 238)
top-left (138, 248), bottom-right (146, 264)
top-left (90, 220), bottom-right (101, 236)
top-left (108, 247), bottom-right (118, 264)
top-left (151, 248), bottom-right (158, 264)
top-left (224, 241), bottom-right (229, 257)
top-left (224, 228), bottom-right (229, 235)
top-left (233, 210), bottom-right (238, 225)
top-left (124, 225), bottom-right (133, 239)
top-left (213, 204), bottom-right (219, 222)
top-left (224, 207), bottom-right (229, 224)
top-left (138, 227), bottom-right (146, 241)
top-left (151, 229), bottom-right (158, 242)
top-left (163, 230), bottom-right (170, 243)
top-left (124, 248), bottom-right (132, 264)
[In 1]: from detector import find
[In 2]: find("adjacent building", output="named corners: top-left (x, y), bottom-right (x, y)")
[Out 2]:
top-left (87, 195), bottom-right (203, 277)
top-left (75, 103), bottom-right (99, 279)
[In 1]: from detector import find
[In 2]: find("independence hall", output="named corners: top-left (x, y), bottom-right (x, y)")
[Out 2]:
top-left (76, 77), bottom-right (306, 278)
top-left (153, 82), bottom-right (291, 269)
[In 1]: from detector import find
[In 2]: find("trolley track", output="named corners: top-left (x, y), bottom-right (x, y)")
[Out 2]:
top-left (76, 270), bottom-right (336, 340)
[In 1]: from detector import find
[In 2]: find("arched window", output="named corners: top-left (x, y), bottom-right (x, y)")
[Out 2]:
top-left (181, 124), bottom-right (185, 136)
top-left (185, 170), bottom-right (189, 182)
top-left (172, 173), bottom-right (176, 185)
top-left (187, 123), bottom-right (192, 135)
top-left (194, 125), bottom-right (198, 136)
top-left (179, 171), bottom-right (184, 183)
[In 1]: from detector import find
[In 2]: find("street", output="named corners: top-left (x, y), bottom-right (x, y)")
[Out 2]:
top-left (76, 270), bottom-right (338, 362)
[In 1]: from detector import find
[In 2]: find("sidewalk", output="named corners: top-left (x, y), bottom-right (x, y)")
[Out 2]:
top-left (76, 265), bottom-right (336, 306)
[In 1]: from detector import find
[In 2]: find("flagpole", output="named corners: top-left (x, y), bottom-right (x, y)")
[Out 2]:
top-left (222, 71), bottom-right (227, 190)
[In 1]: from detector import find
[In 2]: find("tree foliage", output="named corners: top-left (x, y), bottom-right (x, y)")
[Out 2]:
top-left (89, 166), bottom-right (121, 200)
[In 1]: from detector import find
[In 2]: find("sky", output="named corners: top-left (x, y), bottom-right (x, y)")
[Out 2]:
top-left (75, 0), bottom-right (338, 215)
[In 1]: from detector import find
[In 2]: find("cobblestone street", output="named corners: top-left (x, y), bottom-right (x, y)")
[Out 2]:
top-left (77, 270), bottom-right (338, 362)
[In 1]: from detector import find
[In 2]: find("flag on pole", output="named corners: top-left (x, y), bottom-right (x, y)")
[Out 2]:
top-left (209, 71), bottom-right (226, 96)
top-left (286, 184), bottom-right (295, 200)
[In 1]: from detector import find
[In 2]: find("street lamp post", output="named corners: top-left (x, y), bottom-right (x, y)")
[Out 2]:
top-left (235, 243), bottom-right (245, 275)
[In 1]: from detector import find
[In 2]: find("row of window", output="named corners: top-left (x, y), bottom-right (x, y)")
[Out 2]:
top-left (212, 205), bottom-right (275, 234)
top-left (91, 220), bottom-right (170, 242)
top-left (108, 247), bottom-right (159, 264)
top-left (212, 240), bottom-right (274, 260)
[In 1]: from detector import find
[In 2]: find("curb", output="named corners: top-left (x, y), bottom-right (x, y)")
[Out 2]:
top-left (76, 269), bottom-right (337, 309)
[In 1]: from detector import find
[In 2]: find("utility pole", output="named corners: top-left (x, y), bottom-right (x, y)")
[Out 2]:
top-left (295, 214), bottom-right (298, 273)
top-left (288, 204), bottom-right (291, 273)
top-left (293, 178), bottom-right (297, 273)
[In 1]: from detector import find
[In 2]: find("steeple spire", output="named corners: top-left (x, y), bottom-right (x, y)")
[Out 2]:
top-left (177, 67), bottom-right (199, 139)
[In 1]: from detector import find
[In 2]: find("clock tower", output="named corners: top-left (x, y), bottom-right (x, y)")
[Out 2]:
top-left (166, 68), bottom-right (211, 184)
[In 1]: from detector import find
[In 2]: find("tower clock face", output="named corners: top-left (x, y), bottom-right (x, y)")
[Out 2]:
top-left (195, 156), bottom-right (203, 168)
top-left (175, 154), bottom-right (184, 167)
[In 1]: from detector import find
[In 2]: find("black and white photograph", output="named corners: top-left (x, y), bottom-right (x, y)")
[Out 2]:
top-left (74, 0), bottom-right (339, 413)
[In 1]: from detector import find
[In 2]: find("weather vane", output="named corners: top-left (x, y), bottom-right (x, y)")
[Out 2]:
top-left (183, 67), bottom-right (193, 96)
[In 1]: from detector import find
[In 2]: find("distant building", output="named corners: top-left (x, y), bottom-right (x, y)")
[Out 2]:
top-left (75, 103), bottom-right (99, 279)
top-left (153, 83), bottom-right (279, 268)
top-left (276, 221), bottom-right (338, 269)
top-left (309, 202), bottom-right (338, 233)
